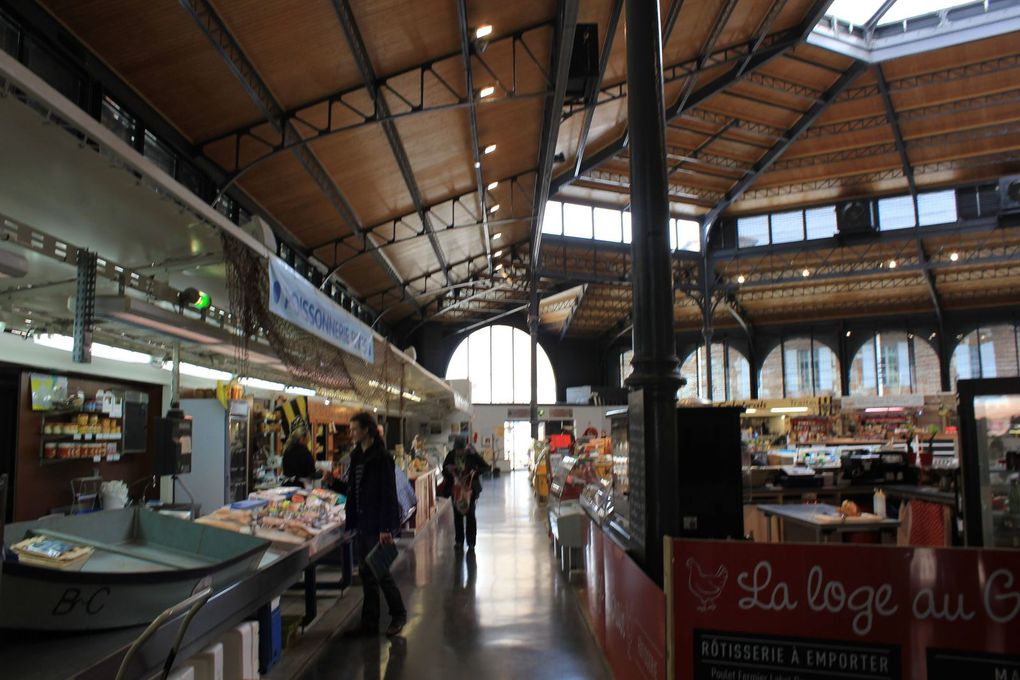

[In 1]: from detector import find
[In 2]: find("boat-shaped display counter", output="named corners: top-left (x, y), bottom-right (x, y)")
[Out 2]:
top-left (0, 507), bottom-right (269, 630)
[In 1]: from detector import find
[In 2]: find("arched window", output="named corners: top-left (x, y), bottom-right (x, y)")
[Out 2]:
top-left (445, 325), bottom-right (557, 404)
top-left (678, 342), bottom-right (751, 401)
top-left (759, 337), bottom-right (841, 398)
top-left (849, 332), bottom-right (940, 396)
top-left (950, 323), bottom-right (1020, 386)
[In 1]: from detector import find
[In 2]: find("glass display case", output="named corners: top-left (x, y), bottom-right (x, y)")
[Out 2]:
top-left (958, 378), bottom-right (1020, 548)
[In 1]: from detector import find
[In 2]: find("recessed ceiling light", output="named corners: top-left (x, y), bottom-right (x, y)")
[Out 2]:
top-left (949, 252), bottom-right (959, 262)
top-left (492, 232), bottom-right (502, 240)
top-left (475, 25), bottom-right (493, 39)
top-left (801, 268), bottom-right (810, 277)
top-left (483, 144), bottom-right (497, 155)
top-left (494, 263), bottom-right (504, 271)
top-left (478, 86), bottom-right (495, 98)
top-left (489, 204), bottom-right (500, 213)
top-left (888, 259), bottom-right (897, 269)
top-left (487, 181), bottom-right (498, 191)
top-left (474, 161), bottom-right (481, 169)
top-left (736, 275), bottom-right (745, 284)
top-left (494, 250), bottom-right (503, 257)
top-left (846, 330), bottom-right (852, 337)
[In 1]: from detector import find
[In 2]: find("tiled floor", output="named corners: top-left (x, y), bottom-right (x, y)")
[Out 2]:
top-left (296, 471), bottom-right (611, 680)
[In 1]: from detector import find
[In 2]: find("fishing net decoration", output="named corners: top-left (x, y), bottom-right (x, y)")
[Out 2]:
top-left (220, 233), bottom-right (362, 395)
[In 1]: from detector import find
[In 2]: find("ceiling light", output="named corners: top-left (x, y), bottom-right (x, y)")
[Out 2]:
top-left (736, 275), bottom-right (745, 284)
top-left (494, 263), bottom-right (504, 271)
top-left (888, 259), bottom-right (897, 269)
top-left (487, 181), bottom-right (498, 191)
top-left (846, 330), bottom-right (852, 337)
top-left (745, 408), bottom-right (757, 414)
top-left (483, 144), bottom-right (497, 155)
top-left (489, 204), bottom-right (500, 213)
top-left (771, 406), bottom-right (810, 414)
top-left (478, 86), bottom-right (495, 99)
top-left (949, 252), bottom-right (959, 262)
top-left (324, 399), bottom-right (331, 405)
top-left (801, 269), bottom-right (810, 277)
top-left (494, 250), bottom-right (503, 257)
top-left (474, 161), bottom-right (480, 169)
top-left (33, 333), bottom-right (153, 364)
top-left (163, 361), bottom-right (232, 382)
top-left (475, 25), bottom-right (493, 39)
top-left (492, 232), bottom-right (502, 240)
top-left (239, 377), bottom-right (286, 392)
top-left (285, 386), bottom-right (316, 396)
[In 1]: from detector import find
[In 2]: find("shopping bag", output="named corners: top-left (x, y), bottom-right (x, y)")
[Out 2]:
top-left (364, 541), bottom-right (399, 579)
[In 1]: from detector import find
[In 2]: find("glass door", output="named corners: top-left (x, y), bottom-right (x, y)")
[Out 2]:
top-left (958, 378), bottom-right (1020, 548)
top-left (227, 401), bottom-right (251, 503)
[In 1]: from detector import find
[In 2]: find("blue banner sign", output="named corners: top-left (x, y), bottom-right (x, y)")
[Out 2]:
top-left (267, 256), bottom-right (375, 364)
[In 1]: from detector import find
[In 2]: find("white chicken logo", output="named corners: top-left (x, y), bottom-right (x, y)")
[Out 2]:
top-left (686, 558), bottom-right (728, 612)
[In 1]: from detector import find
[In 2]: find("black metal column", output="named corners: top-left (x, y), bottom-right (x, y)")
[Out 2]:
top-left (73, 250), bottom-right (97, 364)
top-left (530, 273), bottom-right (539, 440)
top-left (624, 0), bottom-right (682, 583)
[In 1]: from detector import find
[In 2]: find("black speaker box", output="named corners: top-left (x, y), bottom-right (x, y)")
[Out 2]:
top-left (566, 24), bottom-right (598, 103)
top-left (836, 200), bottom-right (876, 236)
top-left (674, 407), bottom-right (744, 540)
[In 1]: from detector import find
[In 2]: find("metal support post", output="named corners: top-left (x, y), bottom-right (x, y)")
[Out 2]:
top-left (623, 0), bottom-right (682, 583)
top-left (72, 250), bottom-right (97, 364)
top-left (530, 271), bottom-right (539, 440)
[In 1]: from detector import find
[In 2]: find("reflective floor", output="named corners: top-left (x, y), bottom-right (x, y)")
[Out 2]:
top-left (297, 471), bottom-right (610, 680)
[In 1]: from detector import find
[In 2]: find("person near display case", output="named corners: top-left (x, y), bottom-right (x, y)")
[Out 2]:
top-left (281, 418), bottom-right (316, 488)
top-left (325, 411), bottom-right (407, 637)
top-left (442, 436), bottom-right (491, 552)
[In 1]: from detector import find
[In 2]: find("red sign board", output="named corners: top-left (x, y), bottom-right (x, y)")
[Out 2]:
top-left (604, 533), bottom-right (667, 680)
top-left (669, 539), bottom-right (1020, 680)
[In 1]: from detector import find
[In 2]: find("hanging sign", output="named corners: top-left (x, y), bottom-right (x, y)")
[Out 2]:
top-left (668, 538), bottom-right (1020, 680)
top-left (267, 256), bottom-right (375, 364)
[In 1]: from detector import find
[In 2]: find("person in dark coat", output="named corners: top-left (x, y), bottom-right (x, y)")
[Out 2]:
top-left (281, 418), bottom-right (316, 488)
top-left (442, 436), bottom-right (491, 552)
top-left (326, 411), bottom-right (407, 636)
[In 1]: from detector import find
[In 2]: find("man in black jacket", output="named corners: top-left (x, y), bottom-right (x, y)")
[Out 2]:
top-left (442, 436), bottom-right (491, 552)
top-left (327, 411), bottom-right (406, 636)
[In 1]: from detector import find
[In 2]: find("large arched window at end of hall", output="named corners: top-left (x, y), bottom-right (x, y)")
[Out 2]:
top-left (950, 323), bottom-right (1020, 387)
top-left (759, 337), bottom-right (841, 398)
top-left (849, 332), bottom-right (941, 396)
top-left (444, 325), bottom-right (557, 404)
top-left (678, 342), bottom-right (751, 402)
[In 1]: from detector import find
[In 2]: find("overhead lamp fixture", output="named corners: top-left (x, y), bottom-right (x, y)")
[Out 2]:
top-left (0, 249), bottom-right (28, 278)
top-left (487, 181), bottom-right (499, 191)
top-left (33, 333), bottom-right (153, 364)
top-left (474, 161), bottom-right (481, 169)
top-left (494, 263), bottom-right (504, 271)
top-left (483, 144), bottom-right (497, 155)
top-left (888, 259), bottom-right (897, 269)
top-left (771, 406), bottom-right (810, 414)
top-left (285, 386), bottom-right (316, 396)
top-left (493, 250), bottom-right (503, 257)
top-left (162, 361), bottom-right (232, 382)
top-left (475, 24), bottom-right (493, 39)
top-left (736, 275), bottom-right (746, 284)
top-left (745, 408), bottom-right (758, 414)
top-left (865, 407), bottom-right (905, 414)
top-left (95, 295), bottom-right (225, 345)
top-left (846, 330), bottom-right (852, 337)
top-left (949, 252), bottom-right (959, 262)
top-left (240, 377), bottom-right (286, 392)
top-left (801, 268), bottom-right (811, 278)
top-left (478, 86), bottom-right (495, 99)
top-left (489, 204), bottom-right (500, 213)
top-left (492, 232), bottom-right (502, 240)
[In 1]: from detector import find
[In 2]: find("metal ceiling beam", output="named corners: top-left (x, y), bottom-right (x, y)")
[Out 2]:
top-left (699, 60), bottom-right (867, 242)
top-left (572, 0), bottom-right (623, 179)
top-left (530, 0), bottom-right (580, 271)
top-left (333, 0), bottom-right (450, 285)
top-left (179, 0), bottom-right (420, 313)
top-left (670, 0), bottom-right (740, 114)
top-left (456, 0), bottom-right (494, 277)
top-left (451, 303), bottom-right (529, 336)
top-left (863, 0), bottom-right (897, 33)
top-left (558, 283), bottom-right (588, 341)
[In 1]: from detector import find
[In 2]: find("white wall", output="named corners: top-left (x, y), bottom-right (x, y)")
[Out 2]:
top-left (468, 404), bottom-right (613, 460)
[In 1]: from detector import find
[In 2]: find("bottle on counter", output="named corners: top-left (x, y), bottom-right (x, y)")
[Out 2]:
top-left (873, 488), bottom-right (887, 518)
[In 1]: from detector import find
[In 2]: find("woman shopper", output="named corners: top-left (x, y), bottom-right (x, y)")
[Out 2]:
top-left (442, 436), bottom-right (491, 552)
top-left (280, 418), bottom-right (316, 488)
top-left (326, 411), bottom-right (407, 636)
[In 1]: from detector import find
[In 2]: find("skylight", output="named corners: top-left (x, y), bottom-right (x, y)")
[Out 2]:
top-left (812, 0), bottom-right (1020, 62)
